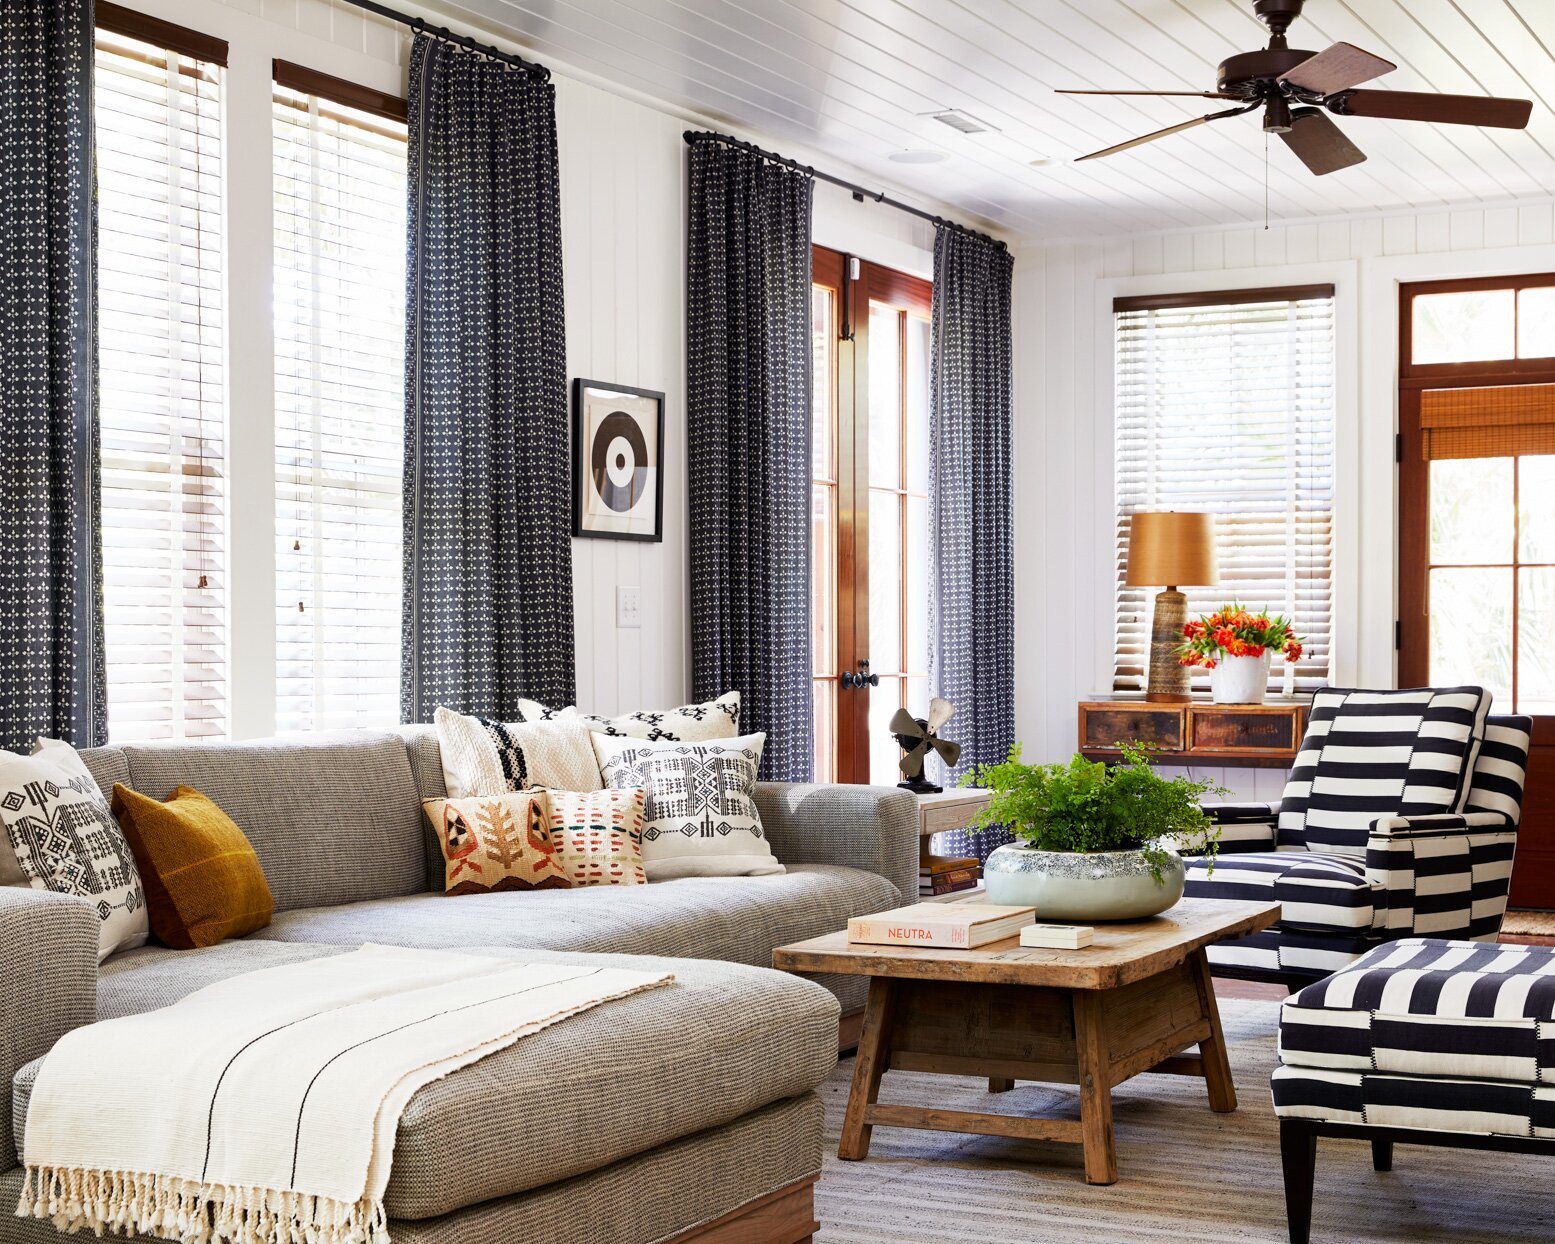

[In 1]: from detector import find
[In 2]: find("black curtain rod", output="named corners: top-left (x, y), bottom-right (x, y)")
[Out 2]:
top-left (684, 129), bottom-right (1005, 251)
top-left (338, 0), bottom-right (550, 79)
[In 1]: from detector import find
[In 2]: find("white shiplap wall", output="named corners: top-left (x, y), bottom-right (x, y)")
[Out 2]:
top-left (137, 0), bottom-right (931, 733)
top-left (1013, 198), bottom-right (1555, 801)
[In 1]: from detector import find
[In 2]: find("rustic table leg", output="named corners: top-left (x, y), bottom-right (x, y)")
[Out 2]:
top-left (1072, 989), bottom-right (1117, 1186)
top-left (1189, 948), bottom-right (1237, 1113)
top-left (838, 977), bottom-right (896, 1161)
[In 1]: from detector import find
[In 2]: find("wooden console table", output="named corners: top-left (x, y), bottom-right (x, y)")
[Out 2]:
top-left (1078, 698), bottom-right (1307, 769)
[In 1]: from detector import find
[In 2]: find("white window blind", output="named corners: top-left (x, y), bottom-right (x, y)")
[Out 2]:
top-left (1113, 288), bottom-right (1336, 694)
top-left (272, 80), bottom-right (407, 734)
top-left (94, 27), bottom-right (227, 742)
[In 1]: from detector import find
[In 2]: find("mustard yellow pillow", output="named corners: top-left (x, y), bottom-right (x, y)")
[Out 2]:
top-left (111, 784), bottom-right (273, 950)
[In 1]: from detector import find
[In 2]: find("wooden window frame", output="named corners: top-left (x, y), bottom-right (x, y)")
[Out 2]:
top-left (812, 244), bottom-right (932, 784)
top-left (97, 2), bottom-right (227, 65)
top-left (1398, 274), bottom-right (1555, 695)
top-left (273, 59), bottom-right (407, 124)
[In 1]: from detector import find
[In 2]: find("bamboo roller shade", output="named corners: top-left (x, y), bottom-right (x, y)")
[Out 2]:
top-left (1421, 383), bottom-right (1555, 460)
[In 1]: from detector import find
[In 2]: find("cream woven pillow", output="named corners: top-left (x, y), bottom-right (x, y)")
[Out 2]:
top-left (434, 707), bottom-right (601, 797)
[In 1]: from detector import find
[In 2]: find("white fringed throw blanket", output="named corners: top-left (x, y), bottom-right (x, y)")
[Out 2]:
top-left (18, 945), bottom-right (672, 1244)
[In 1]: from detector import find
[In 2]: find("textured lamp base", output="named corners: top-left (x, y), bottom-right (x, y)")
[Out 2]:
top-left (1146, 588), bottom-right (1190, 703)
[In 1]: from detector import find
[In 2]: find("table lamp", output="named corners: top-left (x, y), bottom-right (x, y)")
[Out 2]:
top-left (1124, 512), bottom-right (1218, 702)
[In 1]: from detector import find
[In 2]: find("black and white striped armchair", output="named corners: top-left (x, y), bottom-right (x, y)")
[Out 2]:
top-left (1181, 687), bottom-right (1532, 989)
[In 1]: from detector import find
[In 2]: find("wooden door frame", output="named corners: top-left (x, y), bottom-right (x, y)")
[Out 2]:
top-left (1397, 273), bottom-right (1555, 907)
top-left (812, 244), bottom-right (932, 784)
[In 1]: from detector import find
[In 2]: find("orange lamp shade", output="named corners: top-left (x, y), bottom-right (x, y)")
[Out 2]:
top-left (1124, 512), bottom-right (1218, 588)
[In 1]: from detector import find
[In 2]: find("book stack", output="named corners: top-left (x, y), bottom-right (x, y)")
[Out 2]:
top-left (848, 902), bottom-right (1037, 949)
top-left (919, 853), bottom-right (982, 898)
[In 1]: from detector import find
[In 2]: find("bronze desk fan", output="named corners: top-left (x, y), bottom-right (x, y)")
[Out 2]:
top-left (1058, 0), bottom-right (1532, 175)
top-left (890, 697), bottom-right (962, 795)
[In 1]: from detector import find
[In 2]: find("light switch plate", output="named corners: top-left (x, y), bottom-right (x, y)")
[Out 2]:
top-left (617, 585), bottom-right (642, 629)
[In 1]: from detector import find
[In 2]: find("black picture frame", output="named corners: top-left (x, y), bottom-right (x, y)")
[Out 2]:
top-left (571, 378), bottom-right (666, 542)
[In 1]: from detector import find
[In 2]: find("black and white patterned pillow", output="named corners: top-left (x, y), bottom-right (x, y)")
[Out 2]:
top-left (591, 732), bottom-right (782, 880)
top-left (1278, 686), bottom-right (1491, 858)
top-left (0, 739), bottom-right (147, 961)
top-left (520, 691), bottom-right (740, 743)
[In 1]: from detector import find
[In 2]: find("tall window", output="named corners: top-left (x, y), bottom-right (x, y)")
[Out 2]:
top-left (811, 246), bottom-right (932, 783)
top-left (1112, 286), bottom-right (1336, 695)
top-left (272, 65), bottom-right (407, 734)
top-left (94, 11), bottom-right (228, 742)
top-left (1399, 274), bottom-right (1555, 908)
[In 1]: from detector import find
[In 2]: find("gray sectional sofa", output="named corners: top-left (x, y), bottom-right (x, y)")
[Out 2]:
top-left (1, 728), bottom-right (920, 1244)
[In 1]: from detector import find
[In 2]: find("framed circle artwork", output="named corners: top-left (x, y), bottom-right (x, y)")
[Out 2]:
top-left (571, 378), bottom-right (665, 541)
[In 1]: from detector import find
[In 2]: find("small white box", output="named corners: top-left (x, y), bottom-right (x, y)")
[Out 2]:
top-left (1019, 923), bottom-right (1094, 950)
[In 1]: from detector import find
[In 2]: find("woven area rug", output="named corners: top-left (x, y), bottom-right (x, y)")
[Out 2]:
top-left (815, 998), bottom-right (1553, 1243)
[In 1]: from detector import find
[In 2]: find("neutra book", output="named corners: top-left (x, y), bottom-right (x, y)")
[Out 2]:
top-left (846, 902), bottom-right (1036, 949)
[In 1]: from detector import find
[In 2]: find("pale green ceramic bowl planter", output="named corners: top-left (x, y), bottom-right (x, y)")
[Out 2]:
top-left (963, 742), bottom-right (1222, 923)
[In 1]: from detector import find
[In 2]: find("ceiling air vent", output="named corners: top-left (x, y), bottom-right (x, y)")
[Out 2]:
top-left (927, 108), bottom-right (999, 135)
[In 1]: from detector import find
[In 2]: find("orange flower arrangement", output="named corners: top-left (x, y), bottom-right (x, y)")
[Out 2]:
top-left (1176, 603), bottom-right (1302, 670)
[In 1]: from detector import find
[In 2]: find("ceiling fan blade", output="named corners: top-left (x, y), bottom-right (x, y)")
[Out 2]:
top-left (1282, 42), bottom-right (1397, 95)
top-left (1075, 114), bottom-right (1215, 162)
top-left (1279, 108), bottom-right (1367, 176)
top-left (1056, 89), bottom-right (1240, 99)
top-left (1331, 89), bottom-right (1532, 129)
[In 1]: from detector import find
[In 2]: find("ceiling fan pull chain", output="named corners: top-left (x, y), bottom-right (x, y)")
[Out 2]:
top-left (1256, 133), bottom-right (1268, 233)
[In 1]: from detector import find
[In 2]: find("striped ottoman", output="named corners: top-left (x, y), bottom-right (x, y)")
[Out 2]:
top-left (1273, 938), bottom-right (1555, 1243)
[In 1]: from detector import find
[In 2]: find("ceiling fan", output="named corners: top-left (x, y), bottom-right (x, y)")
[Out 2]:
top-left (1057, 0), bottom-right (1533, 175)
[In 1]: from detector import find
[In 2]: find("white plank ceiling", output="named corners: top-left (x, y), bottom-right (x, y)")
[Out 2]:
top-left (435, 0), bottom-right (1555, 242)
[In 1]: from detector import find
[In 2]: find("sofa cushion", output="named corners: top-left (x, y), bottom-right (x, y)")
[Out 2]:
top-left (0, 1093), bottom-right (822, 1244)
top-left (249, 863), bottom-right (892, 964)
top-left (1184, 849), bottom-right (1385, 933)
top-left (12, 940), bottom-right (838, 1220)
top-left (118, 734), bottom-right (425, 912)
top-left (1278, 937), bottom-right (1555, 1082)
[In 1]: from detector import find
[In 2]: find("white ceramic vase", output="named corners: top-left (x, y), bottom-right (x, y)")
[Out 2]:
top-left (1210, 651), bottom-right (1272, 704)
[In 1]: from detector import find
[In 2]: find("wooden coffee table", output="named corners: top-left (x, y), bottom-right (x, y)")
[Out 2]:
top-left (772, 897), bottom-right (1279, 1185)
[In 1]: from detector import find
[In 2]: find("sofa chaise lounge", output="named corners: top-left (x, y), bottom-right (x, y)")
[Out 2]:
top-left (0, 728), bottom-right (920, 1244)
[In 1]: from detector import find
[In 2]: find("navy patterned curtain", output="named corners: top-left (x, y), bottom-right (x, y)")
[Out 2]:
top-left (0, 0), bottom-right (105, 751)
top-left (928, 226), bottom-right (1014, 861)
top-left (401, 34), bottom-right (574, 723)
top-left (686, 136), bottom-right (814, 782)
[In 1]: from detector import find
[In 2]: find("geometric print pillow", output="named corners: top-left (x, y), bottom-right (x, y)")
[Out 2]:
top-left (1278, 686), bottom-right (1491, 859)
top-left (0, 738), bottom-right (148, 961)
top-left (434, 706), bottom-right (602, 798)
top-left (591, 732), bottom-right (782, 880)
top-left (421, 790), bottom-right (569, 895)
top-left (519, 691), bottom-right (740, 743)
top-left (547, 787), bottom-right (648, 887)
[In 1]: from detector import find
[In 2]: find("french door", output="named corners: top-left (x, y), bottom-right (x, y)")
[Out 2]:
top-left (811, 245), bottom-right (932, 784)
top-left (1398, 274), bottom-right (1555, 907)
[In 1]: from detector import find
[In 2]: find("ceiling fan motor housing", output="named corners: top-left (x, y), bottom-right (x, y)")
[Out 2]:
top-left (1217, 48), bottom-right (1318, 97)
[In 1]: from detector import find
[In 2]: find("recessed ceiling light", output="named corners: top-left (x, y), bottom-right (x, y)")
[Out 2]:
top-left (889, 149), bottom-right (947, 164)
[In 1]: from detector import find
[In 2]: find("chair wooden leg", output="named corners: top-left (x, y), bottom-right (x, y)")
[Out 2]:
top-left (1279, 1119), bottom-right (1317, 1244)
top-left (1371, 1138), bottom-right (1393, 1172)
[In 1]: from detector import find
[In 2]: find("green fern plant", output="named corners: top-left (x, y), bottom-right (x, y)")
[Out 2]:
top-left (960, 742), bottom-right (1226, 883)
